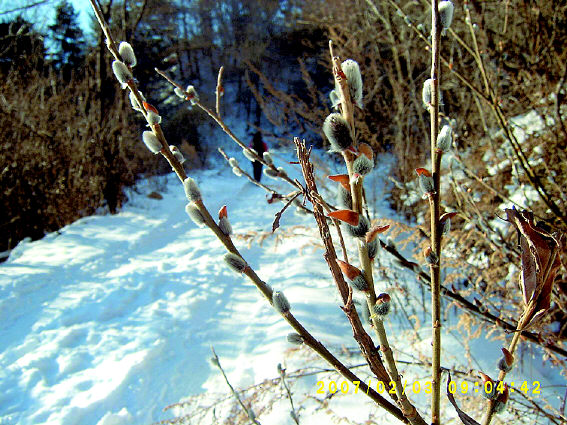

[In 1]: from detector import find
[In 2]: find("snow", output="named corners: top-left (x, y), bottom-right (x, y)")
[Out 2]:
top-left (1, 148), bottom-right (565, 425)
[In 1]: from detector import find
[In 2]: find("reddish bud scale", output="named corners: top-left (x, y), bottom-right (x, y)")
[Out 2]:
top-left (366, 225), bottom-right (390, 243)
top-left (337, 260), bottom-right (362, 280)
top-left (143, 102), bottom-right (159, 114)
top-left (415, 167), bottom-right (432, 177)
top-left (440, 212), bottom-right (457, 222)
top-left (219, 205), bottom-right (228, 219)
top-left (328, 209), bottom-right (359, 226)
top-left (328, 174), bottom-right (350, 190)
top-left (358, 143), bottom-right (373, 161)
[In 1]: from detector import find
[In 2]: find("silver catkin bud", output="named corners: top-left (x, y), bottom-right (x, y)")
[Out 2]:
top-left (185, 203), bottom-right (206, 226)
top-left (497, 357), bottom-right (512, 373)
top-left (351, 274), bottom-right (369, 291)
top-left (219, 216), bottom-right (232, 236)
top-left (418, 174), bottom-right (435, 194)
top-left (228, 157), bottom-right (239, 167)
top-left (142, 131), bottom-right (162, 154)
top-left (232, 167), bottom-right (242, 177)
top-left (186, 85), bottom-right (199, 104)
top-left (277, 167), bottom-right (287, 178)
top-left (273, 290), bottom-right (290, 313)
top-left (147, 110), bottom-right (161, 125)
top-left (329, 89), bottom-right (340, 109)
top-left (224, 253), bottom-right (248, 273)
top-left (347, 215), bottom-right (370, 238)
top-left (170, 146), bottom-right (185, 164)
top-left (441, 218), bottom-right (451, 235)
top-left (323, 113), bottom-right (353, 152)
top-left (112, 60), bottom-right (132, 86)
top-left (337, 185), bottom-right (353, 209)
top-left (183, 177), bottom-right (201, 202)
top-left (174, 87), bottom-right (186, 99)
top-left (341, 59), bottom-right (363, 109)
top-left (367, 238), bottom-right (379, 260)
top-left (129, 90), bottom-right (145, 112)
top-left (287, 333), bottom-right (304, 345)
top-left (263, 151), bottom-right (273, 164)
top-left (439, 1), bottom-right (454, 30)
top-left (243, 148), bottom-right (258, 162)
top-left (373, 293), bottom-right (391, 317)
top-left (422, 78), bottom-right (432, 108)
top-left (264, 168), bottom-right (279, 179)
top-left (437, 125), bottom-right (452, 151)
top-left (353, 154), bottom-right (374, 175)
top-left (118, 41), bottom-right (136, 67)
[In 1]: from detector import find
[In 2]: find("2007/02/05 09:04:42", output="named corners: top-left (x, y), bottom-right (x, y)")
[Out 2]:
top-left (316, 379), bottom-right (541, 396)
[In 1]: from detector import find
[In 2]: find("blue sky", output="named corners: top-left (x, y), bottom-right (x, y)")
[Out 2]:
top-left (1, 0), bottom-right (94, 34)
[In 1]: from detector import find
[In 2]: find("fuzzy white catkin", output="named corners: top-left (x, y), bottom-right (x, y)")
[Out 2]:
top-left (272, 291), bottom-right (290, 313)
top-left (174, 87), bottom-right (186, 99)
top-left (437, 125), bottom-right (452, 151)
top-left (228, 157), bottom-right (238, 167)
top-left (287, 333), bottom-right (304, 345)
top-left (224, 253), bottom-right (247, 273)
top-left (232, 167), bottom-right (242, 177)
top-left (111, 60), bottom-right (132, 85)
top-left (329, 89), bottom-right (340, 109)
top-left (341, 59), bottom-right (363, 109)
top-left (147, 111), bottom-right (161, 125)
top-left (185, 203), bottom-right (206, 226)
top-left (323, 113), bottom-right (353, 152)
top-left (218, 216), bottom-right (232, 236)
top-left (183, 177), bottom-right (201, 202)
top-left (439, 1), bottom-right (454, 30)
top-left (118, 42), bottom-right (136, 67)
top-left (142, 131), bottom-right (162, 154)
top-left (129, 91), bottom-right (144, 112)
top-left (422, 78), bottom-right (432, 107)
top-left (262, 151), bottom-right (273, 164)
top-left (418, 174), bottom-right (434, 194)
top-left (353, 154), bottom-right (374, 175)
top-left (263, 168), bottom-right (279, 179)
top-left (242, 148), bottom-right (257, 162)
top-left (186, 85), bottom-right (199, 104)
top-left (170, 146), bottom-right (185, 164)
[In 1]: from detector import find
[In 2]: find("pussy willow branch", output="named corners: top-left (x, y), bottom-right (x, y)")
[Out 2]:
top-left (481, 313), bottom-right (528, 425)
top-left (328, 43), bottom-right (425, 425)
top-left (215, 66), bottom-right (224, 117)
top-left (88, 0), bottom-right (186, 183)
top-left (295, 139), bottom-right (394, 388)
top-left (193, 187), bottom-right (408, 422)
top-left (155, 68), bottom-right (304, 194)
top-left (429, 2), bottom-right (442, 424)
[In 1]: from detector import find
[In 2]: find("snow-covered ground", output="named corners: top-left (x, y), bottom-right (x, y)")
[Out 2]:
top-left (0, 148), bottom-right (565, 425)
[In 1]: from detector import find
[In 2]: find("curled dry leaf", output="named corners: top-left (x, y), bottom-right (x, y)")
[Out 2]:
top-left (505, 209), bottom-right (563, 329)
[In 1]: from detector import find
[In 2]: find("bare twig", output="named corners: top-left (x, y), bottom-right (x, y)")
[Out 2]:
top-left (211, 346), bottom-right (261, 425)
